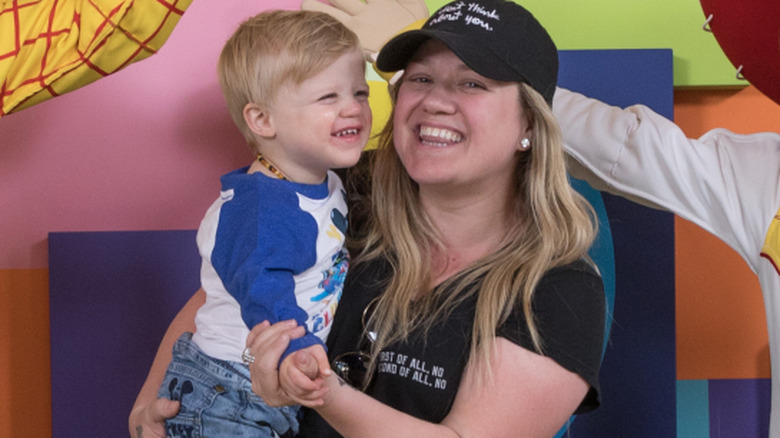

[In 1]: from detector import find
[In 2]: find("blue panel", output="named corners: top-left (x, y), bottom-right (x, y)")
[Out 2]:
top-left (678, 380), bottom-right (710, 438)
top-left (556, 178), bottom-right (616, 438)
top-left (559, 49), bottom-right (675, 113)
top-left (49, 230), bottom-right (200, 437)
top-left (561, 49), bottom-right (678, 438)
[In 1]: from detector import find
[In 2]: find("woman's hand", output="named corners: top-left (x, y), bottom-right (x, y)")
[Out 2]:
top-left (128, 289), bottom-right (204, 437)
top-left (245, 320), bottom-right (310, 407)
top-left (128, 397), bottom-right (180, 438)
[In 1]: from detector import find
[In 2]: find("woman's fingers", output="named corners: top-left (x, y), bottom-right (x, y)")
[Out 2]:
top-left (245, 320), bottom-right (304, 364)
top-left (245, 320), bottom-right (271, 348)
top-left (245, 320), bottom-right (306, 407)
top-left (128, 398), bottom-right (180, 437)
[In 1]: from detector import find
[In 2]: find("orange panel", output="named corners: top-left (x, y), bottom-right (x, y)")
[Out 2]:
top-left (675, 217), bottom-right (769, 379)
top-left (675, 86), bottom-right (780, 136)
top-left (0, 269), bottom-right (52, 437)
top-left (674, 85), bottom-right (780, 380)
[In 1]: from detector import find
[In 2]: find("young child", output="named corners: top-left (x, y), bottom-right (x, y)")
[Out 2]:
top-left (157, 10), bottom-right (371, 437)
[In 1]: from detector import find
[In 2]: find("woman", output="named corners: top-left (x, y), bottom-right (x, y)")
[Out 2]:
top-left (244, 1), bottom-right (605, 437)
top-left (129, 1), bottom-right (605, 436)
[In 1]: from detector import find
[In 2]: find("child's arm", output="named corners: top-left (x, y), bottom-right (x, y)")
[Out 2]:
top-left (211, 180), bottom-right (333, 362)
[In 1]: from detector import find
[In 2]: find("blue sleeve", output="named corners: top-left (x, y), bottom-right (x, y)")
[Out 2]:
top-left (211, 178), bottom-right (324, 359)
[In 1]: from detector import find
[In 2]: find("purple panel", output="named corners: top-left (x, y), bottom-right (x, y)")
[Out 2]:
top-left (49, 230), bottom-right (199, 438)
top-left (709, 379), bottom-right (771, 438)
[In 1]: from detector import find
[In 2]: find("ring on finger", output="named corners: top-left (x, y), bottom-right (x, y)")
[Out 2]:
top-left (242, 347), bottom-right (255, 364)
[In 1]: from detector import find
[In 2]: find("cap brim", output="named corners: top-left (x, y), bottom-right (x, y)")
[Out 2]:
top-left (377, 29), bottom-right (520, 83)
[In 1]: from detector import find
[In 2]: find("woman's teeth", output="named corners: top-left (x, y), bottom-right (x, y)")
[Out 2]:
top-left (419, 126), bottom-right (462, 146)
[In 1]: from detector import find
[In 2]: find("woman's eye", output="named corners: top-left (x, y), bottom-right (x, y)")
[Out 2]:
top-left (406, 75), bottom-right (430, 84)
top-left (463, 81), bottom-right (486, 90)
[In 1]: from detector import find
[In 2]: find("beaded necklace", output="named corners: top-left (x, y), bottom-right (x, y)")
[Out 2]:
top-left (256, 152), bottom-right (288, 181)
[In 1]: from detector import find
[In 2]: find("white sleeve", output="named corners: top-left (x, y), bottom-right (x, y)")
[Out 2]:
top-left (554, 87), bottom-right (780, 269)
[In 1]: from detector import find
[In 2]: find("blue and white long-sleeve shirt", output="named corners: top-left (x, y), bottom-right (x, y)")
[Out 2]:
top-left (192, 167), bottom-right (349, 363)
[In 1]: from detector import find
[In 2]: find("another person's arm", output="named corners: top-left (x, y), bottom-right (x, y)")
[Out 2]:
top-left (128, 288), bottom-right (204, 437)
top-left (301, 0), bottom-right (428, 55)
top-left (556, 87), bottom-right (780, 264)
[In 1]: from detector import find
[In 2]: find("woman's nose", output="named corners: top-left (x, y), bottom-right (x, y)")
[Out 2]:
top-left (420, 84), bottom-right (456, 114)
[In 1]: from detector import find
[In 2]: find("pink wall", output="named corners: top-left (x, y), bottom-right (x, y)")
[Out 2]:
top-left (0, 0), bottom-right (303, 270)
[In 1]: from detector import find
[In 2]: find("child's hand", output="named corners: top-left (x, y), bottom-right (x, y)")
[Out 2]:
top-left (279, 345), bottom-right (332, 407)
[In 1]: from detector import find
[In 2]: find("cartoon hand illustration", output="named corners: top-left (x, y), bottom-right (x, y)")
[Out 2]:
top-left (301, 0), bottom-right (429, 54)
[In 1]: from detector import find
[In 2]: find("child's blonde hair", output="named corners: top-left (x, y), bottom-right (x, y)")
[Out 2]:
top-left (217, 10), bottom-right (361, 149)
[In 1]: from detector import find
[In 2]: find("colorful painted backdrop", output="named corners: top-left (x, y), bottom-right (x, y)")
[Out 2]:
top-left (1, 1), bottom-right (778, 437)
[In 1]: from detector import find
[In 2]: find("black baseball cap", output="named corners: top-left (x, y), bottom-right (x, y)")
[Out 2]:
top-left (377, 0), bottom-right (558, 105)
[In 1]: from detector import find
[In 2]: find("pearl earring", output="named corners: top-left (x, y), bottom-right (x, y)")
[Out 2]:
top-left (520, 138), bottom-right (531, 150)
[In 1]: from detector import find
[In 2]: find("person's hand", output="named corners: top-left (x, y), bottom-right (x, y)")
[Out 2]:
top-left (245, 320), bottom-right (306, 407)
top-left (128, 397), bottom-right (180, 437)
top-left (301, 0), bottom-right (429, 54)
top-left (278, 345), bottom-right (332, 407)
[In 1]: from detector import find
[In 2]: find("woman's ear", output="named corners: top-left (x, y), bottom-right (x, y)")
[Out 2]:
top-left (243, 103), bottom-right (275, 138)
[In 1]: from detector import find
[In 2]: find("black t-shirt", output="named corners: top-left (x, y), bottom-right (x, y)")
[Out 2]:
top-left (299, 257), bottom-right (605, 437)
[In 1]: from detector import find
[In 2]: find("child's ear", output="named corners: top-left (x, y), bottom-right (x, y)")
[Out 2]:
top-left (243, 103), bottom-right (275, 138)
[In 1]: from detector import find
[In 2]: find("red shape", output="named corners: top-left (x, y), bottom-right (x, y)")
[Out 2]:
top-left (700, 0), bottom-right (780, 105)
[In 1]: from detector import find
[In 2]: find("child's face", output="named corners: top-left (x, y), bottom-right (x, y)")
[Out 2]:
top-left (265, 48), bottom-right (371, 184)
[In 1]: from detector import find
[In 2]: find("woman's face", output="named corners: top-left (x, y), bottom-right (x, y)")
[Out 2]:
top-left (393, 40), bottom-right (530, 192)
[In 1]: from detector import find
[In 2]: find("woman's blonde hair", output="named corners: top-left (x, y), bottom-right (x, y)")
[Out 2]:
top-left (355, 81), bottom-right (598, 384)
top-left (217, 10), bottom-right (361, 149)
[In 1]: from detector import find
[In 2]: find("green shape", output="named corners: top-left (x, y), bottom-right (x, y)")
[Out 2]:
top-left (424, 0), bottom-right (744, 87)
